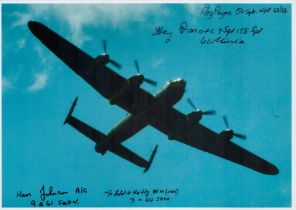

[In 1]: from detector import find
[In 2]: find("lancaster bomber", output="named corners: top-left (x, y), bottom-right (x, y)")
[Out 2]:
top-left (28, 21), bottom-right (279, 175)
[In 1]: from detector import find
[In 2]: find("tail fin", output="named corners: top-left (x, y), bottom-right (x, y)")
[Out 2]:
top-left (64, 96), bottom-right (78, 125)
top-left (144, 145), bottom-right (158, 173)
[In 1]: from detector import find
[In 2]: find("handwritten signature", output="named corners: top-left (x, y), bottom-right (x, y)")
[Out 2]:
top-left (104, 188), bottom-right (179, 204)
top-left (16, 185), bottom-right (87, 207)
top-left (151, 5), bottom-right (287, 44)
top-left (152, 26), bottom-right (172, 43)
top-left (39, 185), bottom-right (68, 201)
top-left (200, 6), bottom-right (232, 19)
top-left (152, 21), bottom-right (263, 44)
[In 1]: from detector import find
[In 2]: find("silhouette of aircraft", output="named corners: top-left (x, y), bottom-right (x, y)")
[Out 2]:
top-left (28, 21), bottom-right (279, 175)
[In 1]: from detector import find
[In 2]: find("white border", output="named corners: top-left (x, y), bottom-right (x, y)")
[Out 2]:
top-left (0, 0), bottom-right (295, 3)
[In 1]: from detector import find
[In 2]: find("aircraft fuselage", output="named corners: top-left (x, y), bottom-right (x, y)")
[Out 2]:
top-left (95, 78), bottom-right (186, 153)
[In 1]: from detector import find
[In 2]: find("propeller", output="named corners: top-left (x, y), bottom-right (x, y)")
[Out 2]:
top-left (102, 40), bottom-right (122, 69)
top-left (103, 40), bottom-right (107, 53)
top-left (222, 115), bottom-right (229, 129)
top-left (134, 60), bottom-right (157, 86)
top-left (187, 98), bottom-right (216, 115)
top-left (222, 115), bottom-right (247, 140)
top-left (134, 59), bottom-right (140, 74)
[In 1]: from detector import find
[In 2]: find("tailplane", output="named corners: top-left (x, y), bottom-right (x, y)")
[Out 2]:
top-left (63, 96), bottom-right (159, 173)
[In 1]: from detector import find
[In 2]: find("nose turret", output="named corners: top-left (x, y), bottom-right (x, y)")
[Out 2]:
top-left (169, 78), bottom-right (186, 94)
top-left (154, 78), bottom-right (186, 107)
top-left (170, 78), bottom-right (186, 86)
top-left (169, 78), bottom-right (186, 95)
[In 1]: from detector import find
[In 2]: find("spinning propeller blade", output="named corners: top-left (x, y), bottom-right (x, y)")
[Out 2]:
top-left (233, 133), bottom-right (247, 140)
top-left (102, 40), bottom-right (122, 69)
top-left (222, 115), bottom-right (229, 129)
top-left (134, 60), bottom-right (140, 73)
top-left (134, 59), bottom-right (157, 86)
top-left (187, 98), bottom-right (216, 115)
top-left (103, 40), bottom-right (107, 53)
top-left (109, 59), bottom-right (122, 69)
top-left (203, 110), bottom-right (216, 115)
top-left (222, 115), bottom-right (247, 140)
top-left (187, 98), bottom-right (197, 110)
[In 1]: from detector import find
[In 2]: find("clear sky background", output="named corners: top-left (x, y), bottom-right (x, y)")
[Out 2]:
top-left (2, 3), bottom-right (291, 207)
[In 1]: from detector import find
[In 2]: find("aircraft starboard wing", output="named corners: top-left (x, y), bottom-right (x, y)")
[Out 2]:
top-left (28, 21), bottom-right (156, 114)
top-left (148, 107), bottom-right (279, 175)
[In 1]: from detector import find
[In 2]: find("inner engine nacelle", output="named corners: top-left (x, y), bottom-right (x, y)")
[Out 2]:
top-left (109, 74), bottom-right (144, 105)
top-left (186, 111), bottom-right (202, 123)
top-left (219, 130), bottom-right (234, 141)
top-left (128, 74), bottom-right (144, 86)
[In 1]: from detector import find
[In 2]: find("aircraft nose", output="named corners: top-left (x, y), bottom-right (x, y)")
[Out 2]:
top-left (179, 79), bottom-right (186, 87)
top-left (172, 78), bottom-right (186, 85)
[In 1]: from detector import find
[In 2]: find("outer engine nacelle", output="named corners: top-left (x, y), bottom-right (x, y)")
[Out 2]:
top-left (128, 74), bottom-right (144, 86)
top-left (219, 129), bottom-right (234, 141)
top-left (94, 53), bottom-right (110, 67)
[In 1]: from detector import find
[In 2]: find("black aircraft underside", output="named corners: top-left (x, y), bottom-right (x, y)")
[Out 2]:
top-left (64, 108), bottom-right (157, 173)
top-left (28, 21), bottom-right (279, 175)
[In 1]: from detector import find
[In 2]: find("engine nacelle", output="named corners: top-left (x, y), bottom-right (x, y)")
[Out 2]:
top-left (109, 74), bottom-right (144, 105)
top-left (94, 53), bottom-right (110, 66)
top-left (128, 74), bottom-right (144, 86)
top-left (219, 129), bottom-right (234, 141)
top-left (186, 111), bottom-right (202, 123)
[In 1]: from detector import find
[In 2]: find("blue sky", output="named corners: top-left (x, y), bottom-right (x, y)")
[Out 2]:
top-left (2, 3), bottom-right (291, 207)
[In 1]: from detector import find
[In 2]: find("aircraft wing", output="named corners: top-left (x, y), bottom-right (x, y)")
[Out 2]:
top-left (148, 107), bottom-right (279, 175)
top-left (28, 21), bottom-right (156, 114)
top-left (187, 123), bottom-right (279, 175)
top-left (28, 21), bottom-right (94, 80)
